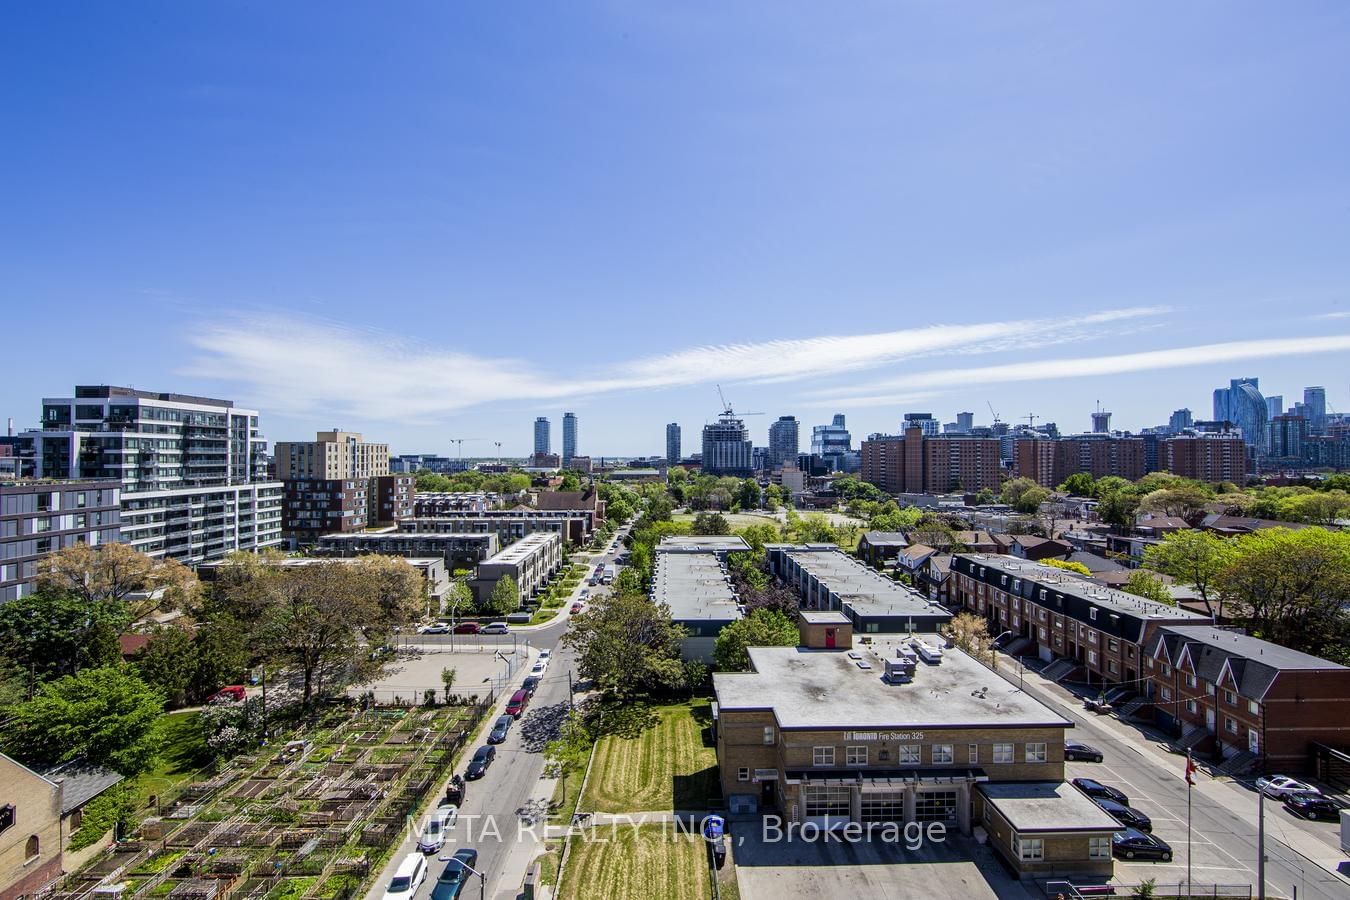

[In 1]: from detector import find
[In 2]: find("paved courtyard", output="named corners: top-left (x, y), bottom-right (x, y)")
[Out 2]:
top-left (350, 642), bottom-right (531, 703)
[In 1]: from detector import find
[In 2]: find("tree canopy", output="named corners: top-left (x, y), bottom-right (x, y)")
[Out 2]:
top-left (713, 609), bottom-right (799, 671)
top-left (561, 591), bottom-right (686, 697)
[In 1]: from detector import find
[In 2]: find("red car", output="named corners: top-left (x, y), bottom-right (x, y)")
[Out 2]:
top-left (570, 602), bottom-right (584, 613)
top-left (506, 689), bottom-right (530, 718)
top-left (453, 622), bottom-right (481, 634)
top-left (207, 685), bottom-right (246, 703)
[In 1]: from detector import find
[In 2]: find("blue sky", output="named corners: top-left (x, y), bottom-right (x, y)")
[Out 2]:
top-left (3, 2), bottom-right (1349, 456)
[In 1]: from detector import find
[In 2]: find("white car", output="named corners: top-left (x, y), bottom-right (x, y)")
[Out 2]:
top-left (538, 649), bottom-right (552, 662)
top-left (1256, 775), bottom-right (1320, 799)
top-left (416, 806), bottom-right (458, 853)
top-left (530, 660), bottom-right (548, 677)
top-left (383, 853), bottom-right (427, 900)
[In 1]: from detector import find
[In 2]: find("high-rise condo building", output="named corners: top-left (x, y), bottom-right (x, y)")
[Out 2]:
top-left (19, 385), bottom-right (282, 564)
top-left (1303, 386), bottom-right (1327, 433)
top-left (956, 411), bottom-right (974, 433)
top-left (861, 428), bottom-right (1004, 494)
top-left (902, 412), bottom-right (939, 437)
top-left (1212, 378), bottom-right (1268, 450)
top-left (666, 423), bottom-right (681, 465)
top-left (1168, 408), bottom-right (1193, 434)
top-left (702, 413), bottom-right (754, 477)
top-left (1265, 396), bottom-right (1284, 420)
top-left (273, 431), bottom-right (408, 546)
top-left (533, 417), bottom-right (551, 455)
top-left (562, 413), bottom-right (577, 466)
top-left (1, 479), bottom-right (122, 602)
top-left (767, 416), bottom-right (799, 470)
top-left (1090, 408), bottom-right (1111, 434)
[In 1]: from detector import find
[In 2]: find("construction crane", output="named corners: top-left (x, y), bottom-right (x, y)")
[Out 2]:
top-left (715, 384), bottom-right (764, 418)
top-left (1025, 413), bottom-right (1039, 428)
top-left (987, 401), bottom-right (1002, 425)
top-left (448, 438), bottom-right (485, 459)
top-left (493, 441), bottom-right (502, 464)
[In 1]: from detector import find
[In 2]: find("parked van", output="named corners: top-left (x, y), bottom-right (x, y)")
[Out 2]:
top-left (506, 689), bottom-right (530, 718)
top-left (481, 622), bottom-right (509, 635)
top-left (383, 853), bottom-right (427, 900)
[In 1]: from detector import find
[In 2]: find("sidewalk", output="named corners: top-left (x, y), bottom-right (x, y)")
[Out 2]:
top-left (992, 650), bottom-right (1350, 887)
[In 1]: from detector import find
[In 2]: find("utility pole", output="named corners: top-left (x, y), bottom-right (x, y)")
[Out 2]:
top-left (1257, 789), bottom-right (1266, 900)
top-left (568, 669), bottom-right (575, 713)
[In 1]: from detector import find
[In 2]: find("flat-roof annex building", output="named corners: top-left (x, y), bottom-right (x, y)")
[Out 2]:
top-left (651, 535), bottom-right (749, 661)
top-left (766, 544), bottom-right (953, 633)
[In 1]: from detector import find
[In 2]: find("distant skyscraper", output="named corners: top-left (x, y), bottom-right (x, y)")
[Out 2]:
top-left (1091, 408), bottom-right (1111, 434)
top-left (562, 413), bottom-right (577, 466)
top-left (1212, 378), bottom-right (1268, 450)
top-left (1265, 396), bottom-right (1284, 419)
top-left (956, 411), bottom-right (974, 433)
top-left (811, 414), bottom-right (853, 470)
top-left (767, 415), bottom-right (799, 469)
top-left (533, 417), bottom-right (551, 455)
top-left (702, 413), bottom-right (754, 476)
top-left (666, 423), bottom-right (681, 465)
top-left (1168, 408), bottom-right (1193, 434)
top-left (1304, 386), bottom-right (1327, 432)
top-left (902, 412), bottom-right (938, 437)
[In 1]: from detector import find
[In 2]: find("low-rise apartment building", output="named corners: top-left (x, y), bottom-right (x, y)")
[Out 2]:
top-left (767, 544), bottom-right (953, 633)
top-left (468, 531), bottom-right (562, 609)
top-left (313, 531), bottom-right (497, 571)
top-left (399, 509), bottom-right (590, 546)
top-left (1, 479), bottom-right (121, 603)
top-left (713, 615), bottom-right (1115, 879)
top-left (651, 537), bottom-right (750, 661)
top-left (1145, 626), bottom-right (1350, 773)
top-left (952, 554), bottom-right (1204, 686)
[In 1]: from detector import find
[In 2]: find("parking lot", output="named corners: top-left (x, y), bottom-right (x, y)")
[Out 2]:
top-left (732, 826), bottom-right (1036, 900)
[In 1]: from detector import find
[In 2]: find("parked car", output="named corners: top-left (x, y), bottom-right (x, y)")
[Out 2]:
top-left (1283, 791), bottom-right (1340, 820)
top-left (506, 689), bottom-right (530, 718)
top-left (207, 685), bottom-right (246, 703)
top-left (465, 745), bottom-right (496, 780)
top-left (1095, 798), bottom-right (1152, 832)
top-left (530, 660), bottom-right (548, 677)
top-left (1112, 828), bottom-right (1173, 861)
top-left (452, 622), bottom-right (481, 634)
top-left (579, 589), bottom-right (590, 599)
top-left (1064, 740), bottom-right (1104, 763)
top-left (384, 853), bottom-right (428, 900)
top-left (571, 601), bottom-right (584, 613)
top-left (417, 806), bottom-right (458, 853)
top-left (431, 849), bottom-right (479, 900)
top-left (481, 622), bottom-right (509, 635)
top-left (539, 649), bottom-right (552, 662)
top-left (1072, 778), bottom-right (1129, 806)
top-left (521, 675), bottom-right (541, 696)
top-left (1256, 775), bottom-right (1320, 799)
top-left (420, 623), bottom-right (450, 635)
top-left (488, 715), bottom-right (513, 744)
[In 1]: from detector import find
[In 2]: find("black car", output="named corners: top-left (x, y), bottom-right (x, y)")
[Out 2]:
top-left (1072, 778), bottom-right (1129, 806)
top-left (1283, 791), bottom-right (1341, 821)
top-left (521, 676), bottom-right (541, 696)
top-left (488, 715), bottom-right (513, 745)
top-left (1112, 828), bottom-right (1172, 861)
top-left (431, 849), bottom-right (479, 900)
top-left (1064, 740), bottom-right (1104, 763)
top-left (1095, 798), bottom-right (1152, 832)
top-left (465, 745), bottom-right (495, 780)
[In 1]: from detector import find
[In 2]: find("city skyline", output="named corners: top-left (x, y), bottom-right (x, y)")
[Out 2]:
top-left (3, 4), bottom-right (1350, 454)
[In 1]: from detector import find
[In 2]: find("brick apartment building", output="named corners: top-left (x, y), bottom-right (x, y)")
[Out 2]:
top-left (1013, 436), bottom-right (1146, 488)
top-left (1145, 626), bottom-right (1350, 773)
top-left (1159, 433), bottom-right (1249, 483)
top-left (274, 432), bottom-right (409, 546)
top-left (860, 428), bottom-right (1004, 494)
top-left (952, 554), bottom-right (1203, 686)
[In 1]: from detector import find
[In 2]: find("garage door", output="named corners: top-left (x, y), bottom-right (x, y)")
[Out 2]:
top-left (914, 790), bottom-right (958, 822)
top-left (860, 790), bottom-right (905, 823)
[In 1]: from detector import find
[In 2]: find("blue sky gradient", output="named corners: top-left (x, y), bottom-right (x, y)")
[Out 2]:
top-left (3, 3), bottom-right (1349, 455)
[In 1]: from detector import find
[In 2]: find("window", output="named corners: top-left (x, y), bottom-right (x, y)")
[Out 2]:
top-left (846, 746), bottom-right (867, 766)
top-left (993, 743), bottom-right (1014, 764)
top-left (968, 744), bottom-right (979, 765)
top-left (813, 746), bottom-right (835, 767)
top-left (1146, 657), bottom-right (1154, 670)
top-left (0, 803), bottom-right (13, 835)
top-left (1087, 650), bottom-right (1097, 665)
top-left (1089, 836), bottom-right (1111, 859)
top-left (802, 784), bottom-right (850, 818)
top-left (1205, 683), bottom-right (1216, 696)
top-left (25, 834), bottom-right (39, 860)
top-left (1161, 687), bottom-right (1172, 701)
top-left (1186, 699), bottom-right (1197, 714)
top-left (1089, 608), bottom-right (1097, 621)
top-left (763, 726), bottom-right (774, 745)
top-left (1025, 742), bottom-right (1048, 763)
top-left (1108, 639), bottom-right (1119, 652)
top-left (1161, 664), bottom-right (1171, 677)
top-left (932, 744), bottom-right (954, 764)
top-left (737, 767), bottom-right (750, 782)
top-left (35, 517), bottom-right (52, 533)
top-left (898, 744), bottom-right (921, 764)
top-left (1224, 690), bottom-right (1236, 705)
top-left (1015, 836), bottom-right (1044, 861)
top-left (1108, 660), bottom-right (1118, 675)
top-left (1248, 699), bottom-right (1260, 715)
top-left (1185, 673), bottom-right (1197, 688)
top-left (1226, 717), bottom-right (1238, 734)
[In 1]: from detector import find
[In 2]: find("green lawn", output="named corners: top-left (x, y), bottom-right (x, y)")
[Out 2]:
top-left (560, 825), bottom-right (710, 900)
top-left (581, 701), bottom-right (719, 813)
top-left (672, 512), bottom-right (783, 531)
top-left (135, 710), bottom-right (211, 809)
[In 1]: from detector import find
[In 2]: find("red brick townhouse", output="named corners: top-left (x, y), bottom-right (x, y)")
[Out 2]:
top-left (1145, 626), bottom-right (1350, 774)
top-left (952, 554), bottom-right (1204, 687)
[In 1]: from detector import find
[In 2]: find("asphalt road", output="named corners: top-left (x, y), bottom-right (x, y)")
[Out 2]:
top-left (1004, 660), bottom-right (1349, 899)
top-left (366, 528), bottom-right (630, 900)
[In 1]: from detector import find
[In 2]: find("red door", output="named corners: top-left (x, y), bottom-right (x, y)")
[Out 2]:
top-left (825, 628), bottom-right (836, 649)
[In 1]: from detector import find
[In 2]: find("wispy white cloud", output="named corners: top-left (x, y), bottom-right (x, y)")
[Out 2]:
top-left (182, 307), bottom-right (1168, 421)
top-left (1309, 311), bottom-right (1350, 320)
top-left (809, 334), bottom-right (1350, 407)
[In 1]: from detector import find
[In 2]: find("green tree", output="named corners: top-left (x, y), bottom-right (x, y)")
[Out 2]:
top-left (692, 511), bottom-right (731, 535)
top-left (713, 609), bottom-right (799, 671)
top-left (763, 484), bottom-right (784, 509)
top-left (869, 505), bottom-right (923, 532)
top-left (1138, 486), bottom-right (1211, 522)
top-left (2, 666), bottom-right (164, 775)
top-left (1288, 490), bottom-right (1350, 526)
top-left (1142, 530), bottom-right (1235, 619)
top-left (187, 616), bottom-right (249, 705)
top-left (37, 541), bottom-right (199, 620)
top-left (1058, 473), bottom-right (1097, 497)
top-left (0, 588), bottom-right (126, 684)
top-left (1121, 571), bottom-right (1174, 605)
top-left (440, 667), bottom-right (457, 702)
top-left (544, 709), bottom-right (593, 811)
top-left (794, 513), bottom-right (838, 543)
top-left (1001, 478), bottom-right (1048, 513)
top-left (1041, 558), bottom-right (1092, 577)
top-left (558, 472), bottom-right (582, 492)
top-left (487, 575), bottom-right (520, 616)
top-left (561, 591), bottom-right (686, 697)
top-left (736, 479), bottom-right (762, 510)
top-left (132, 625), bottom-right (197, 708)
top-left (1097, 489), bottom-right (1139, 530)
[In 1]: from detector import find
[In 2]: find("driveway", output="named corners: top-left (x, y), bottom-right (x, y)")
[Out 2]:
top-left (732, 824), bottom-right (1036, 900)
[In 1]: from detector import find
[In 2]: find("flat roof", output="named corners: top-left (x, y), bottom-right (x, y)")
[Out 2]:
top-left (651, 551), bottom-right (741, 623)
top-left (658, 535), bottom-right (751, 553)
top-left (714, 640), bottom-right (1073, 731)
top-left (961, 554), bottom-right (1205, 622)
top-left (800, 610), bottom-right (851, 625)
top-left (483, 531), bottom-right (559, 564)
top-left (318, 532), bottom-right (493, 543)
top-left (778, 546), bottom-right (949, 620)
top-left (978, 781), bottom-right (1120, 833)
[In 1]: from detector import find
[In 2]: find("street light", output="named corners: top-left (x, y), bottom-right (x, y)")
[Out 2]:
top-left (437, 855), bottom-right (486, 900)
